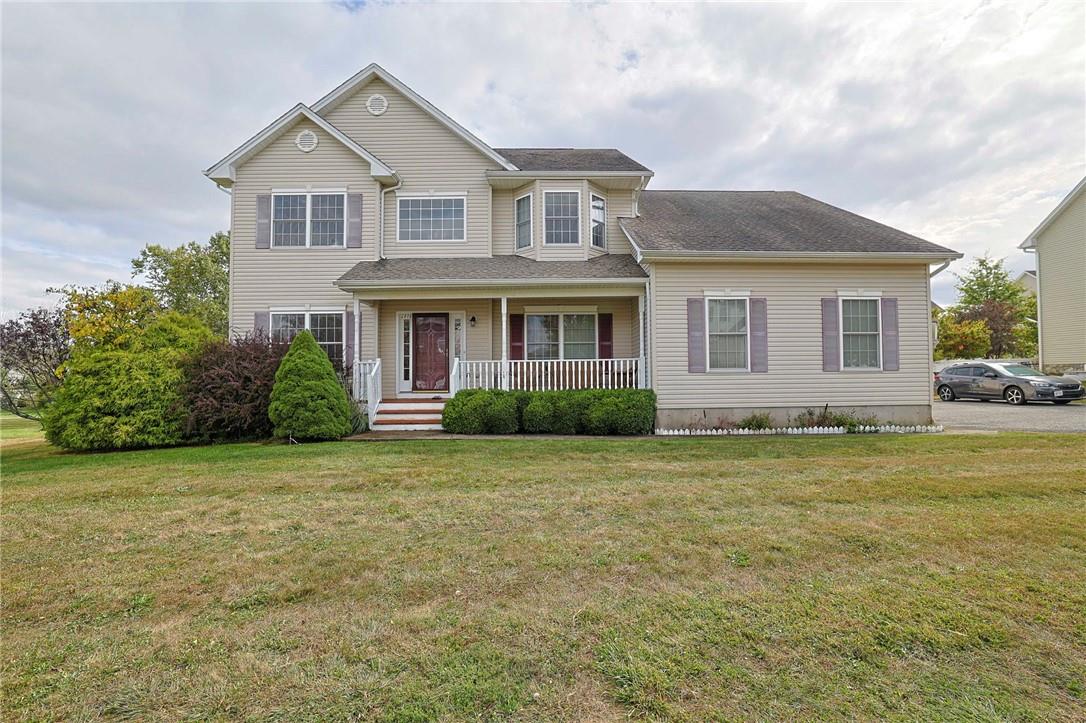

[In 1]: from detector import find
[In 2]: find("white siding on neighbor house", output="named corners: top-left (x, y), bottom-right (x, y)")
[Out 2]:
top-left (649, 262), bottom-right (934, 409)
top-left (320, 78), bottom-right (500, 258)
top-left (1035, 191), bottom-right (1086, 367)
top-left (488, 296), bottom-right (640, 360)
top-left (229, 117), bottom-right (380, 335)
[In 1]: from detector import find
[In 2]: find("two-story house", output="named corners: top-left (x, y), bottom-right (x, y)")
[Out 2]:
top-left (206, 64), bottom-right (961, 431)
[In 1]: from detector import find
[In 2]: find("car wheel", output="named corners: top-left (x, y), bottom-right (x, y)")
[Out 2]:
top-left (1053, 400), bottom-right (1072, 405)
top-left (937, 385), bottom-right (956, 401)
top-left (1004, 386), bottom-right (1026, 405)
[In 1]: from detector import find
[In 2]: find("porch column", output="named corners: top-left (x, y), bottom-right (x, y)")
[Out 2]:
top-left (353, 297), bottom-right (361, 401)
top-left (638, 291), bottom-right (647, 389)
top-left (500, 296), bottom-right (509, 390)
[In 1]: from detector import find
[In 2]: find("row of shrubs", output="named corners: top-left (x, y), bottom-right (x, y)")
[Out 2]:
top-left (44, 320), bottom-right (363, 451)
top-left (441, 388), bottom-right (656, 436)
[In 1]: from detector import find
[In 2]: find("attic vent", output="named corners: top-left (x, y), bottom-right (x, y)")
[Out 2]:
top-left (295, 129), bottom-right (318, 153)
top-left (366, 94), bottom-right (388, 116)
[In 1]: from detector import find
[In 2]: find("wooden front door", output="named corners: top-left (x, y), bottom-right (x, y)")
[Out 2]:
top-left (412, 313), bottom-right (449, 392)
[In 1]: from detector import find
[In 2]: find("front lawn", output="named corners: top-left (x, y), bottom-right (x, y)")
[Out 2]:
top-left (2, 430), bottom-right (1084, 720)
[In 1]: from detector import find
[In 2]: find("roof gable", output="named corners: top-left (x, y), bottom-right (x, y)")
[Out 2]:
top-left (312, 63), bottom-right (515, 171)
top-left (1019, 175), bottom-right (1086, 249)
top-left (204, 104), bottom-right (395, 186)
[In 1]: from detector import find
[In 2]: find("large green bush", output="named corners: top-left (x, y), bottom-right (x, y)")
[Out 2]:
top-left (268, 331), bottom-right (352, 441)
top-left (43, 312), bottom-right (214, 451)
top-left (442, 388), bottom-right (655, 435)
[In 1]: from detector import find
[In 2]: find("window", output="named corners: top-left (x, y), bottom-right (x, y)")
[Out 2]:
top-left (544, 191), bottom-right (580, 245)
top-left (525, 312), bottom-right (597, 360)
top-left (398, 197), bottom-right (465, 241)
top-left (590, 194), bottom-right (606, 249)
top-left (707, 298), bottom-right (749, 371)
top-left (515, 193), bottom-right (532, 250)
top-left (840, 298), bottom-right (881, 369)
top-left (270, 311), bottom-right (344, 367)
top-left (272, 192), bottom-right (346, 247)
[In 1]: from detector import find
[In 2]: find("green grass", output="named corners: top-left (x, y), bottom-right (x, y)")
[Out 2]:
top-left (0, 411), bottom-right (44, 441)
top-left (3, 431), bottom-right (1085, 720)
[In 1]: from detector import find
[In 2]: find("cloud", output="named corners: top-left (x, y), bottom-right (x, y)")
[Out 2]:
top-left (1, 0), bottom-right (1082, 315)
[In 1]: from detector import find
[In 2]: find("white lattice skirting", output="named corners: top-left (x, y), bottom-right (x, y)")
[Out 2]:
top-left (654, 425), bottom-right (944, 436)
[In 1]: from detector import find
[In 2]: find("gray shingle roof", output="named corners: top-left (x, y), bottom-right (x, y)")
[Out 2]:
top-left (620, 191), bottom-right (960, 257)
top-left (337, 254), bottom-right (647, 285)
top-left (496, 148), bottom-right (651, 173)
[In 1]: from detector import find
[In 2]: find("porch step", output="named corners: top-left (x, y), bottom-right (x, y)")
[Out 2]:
top-left (369, 399), bottom-right (446, 432)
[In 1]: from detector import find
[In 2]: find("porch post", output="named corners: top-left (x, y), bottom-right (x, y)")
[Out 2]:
top-left (638, 291), bottom-right (647, 389)
top-left (353, 297), bottom-right (361, 401)
top-left (500, 296), bottom-right (509, 390)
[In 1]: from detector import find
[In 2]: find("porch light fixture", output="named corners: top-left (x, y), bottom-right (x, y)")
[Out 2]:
top-left (469, 316), bottom-right (477, 327)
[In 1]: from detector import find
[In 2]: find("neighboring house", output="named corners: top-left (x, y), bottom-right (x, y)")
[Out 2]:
top-left (1014, 269), bottom-right (1037, 296)
top-left (1020, 177), bottom-right (1086, 373)
top-left (205, 64), bottom-right (961, 431)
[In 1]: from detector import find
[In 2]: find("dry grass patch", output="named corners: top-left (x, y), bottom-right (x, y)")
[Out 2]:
top-left (2, 431), bottom-right (1085, 720)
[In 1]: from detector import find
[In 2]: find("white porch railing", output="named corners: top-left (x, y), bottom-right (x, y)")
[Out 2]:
top-left (455, 358), bottom-right (644, 392)
top-left (353, 359), bottom-right (382, 420)
top-left (353, 359), bottom-right (380, 401)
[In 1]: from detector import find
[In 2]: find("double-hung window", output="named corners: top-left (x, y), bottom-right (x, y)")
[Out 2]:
top-left (840, 298), bottom-right (881, 369)
top-left (544, 191), bottom-right (580, 245)
top-left (525, 312), bottom-right (597, 360)
top-left (706, 297), bottom-right (749, 371)
top-left (590, 194), bottom-right (606, 249)
top-left (270, 310), bottom-right (344, 367)
top-left (515, 193), bottom-right (533, 250)
top-left (272, 192), bottom-right (345, 247)
top-left (398, 197), bottom-right (465, 241)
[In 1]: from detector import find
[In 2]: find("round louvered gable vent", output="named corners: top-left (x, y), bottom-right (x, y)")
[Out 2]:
top-left (295, 129), bottom-right (318, 153)
top-left (366, 94), bottom-right (388, 116)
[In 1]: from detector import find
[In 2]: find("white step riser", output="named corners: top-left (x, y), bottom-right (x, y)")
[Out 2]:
top-left (371, 423), bottom-right (444, 432)
top-left (378, 403), bottom-right (446, 413)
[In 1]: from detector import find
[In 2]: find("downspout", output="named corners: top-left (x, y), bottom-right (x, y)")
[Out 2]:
top-left (378, 176), bottom-right (403, 260)
top-left (929, 260), bottom-right (950, 278)
top-left (1023, 245), bottom-right (1041, 368)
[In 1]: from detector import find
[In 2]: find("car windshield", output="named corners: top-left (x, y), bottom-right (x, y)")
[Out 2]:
top-left (990, 363), bottom-right (1040, 377)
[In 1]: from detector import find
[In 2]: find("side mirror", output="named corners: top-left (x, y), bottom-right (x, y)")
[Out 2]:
top-left (984, 372), bottom-right (998, 378)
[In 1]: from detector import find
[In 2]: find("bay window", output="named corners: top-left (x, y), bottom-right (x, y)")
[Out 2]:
top-left (544, 191), bottom-right (580, 245)
top-left (590, 193), bottom-right (606, 249)
top-left (515, 193), bottom-right (533, 250)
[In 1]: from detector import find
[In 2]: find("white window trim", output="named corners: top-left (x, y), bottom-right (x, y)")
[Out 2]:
top-left (514, 192), bottom-right (533, 251)
top-left (705, 296), bottom-right (751, 373)
top-left (542, 189), bottom-right (582, 246)
top-left (270, 190), bottom-right (347, 248)
top-left (590, 193), bottom-right (607, 250)
top-left (396, 195), bottom-right (467, 243)
top-left (269, 309), bottom-right (346, 365)
top-left (839, 296), bottom-right (883, 371)
top-left (524, 311), bottom-right (599, 360)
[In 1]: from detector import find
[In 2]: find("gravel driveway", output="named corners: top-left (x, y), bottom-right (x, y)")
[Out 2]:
top-left (933, 399), bottom-right (1086, 433)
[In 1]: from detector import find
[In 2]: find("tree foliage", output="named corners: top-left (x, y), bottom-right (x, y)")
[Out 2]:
top-left (268, 331), bottom-right (352, 441)
top-left (42, 313), bottom-right (214, 451)
top-left (0, 306), bottom-right (70, 420)
top-left (183, 332), bottom-right (291, 441)
top-left (937, 256), bottom-right (1038, 359)
top-left (52, 282), bottom-right (162, 350)
top-left (934, 312), bottom-right (991, 361)
top-left (955, 256), bottom-right (1026, 307)
top-left (132, 232), bottom-right (230, 336)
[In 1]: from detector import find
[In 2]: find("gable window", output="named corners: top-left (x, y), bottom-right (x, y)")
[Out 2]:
top-left (706, 297), bottom-right (749, 371)
top-left (271, 310), bottom-right (344, 367)
top-left (590, 194), bottom-right (606, 249)
top-left (272, 192), bottom-right (346, 248)
top-left (398, 197), bottom-right (465, 241)
top-left (525, 312), bottom-right (597, 360)
top-left (841, 298), bottom-right (881, 369)
top-left (515, 193), bottom-right (533, 250)
top-left (544, 191), bottom-right (580, 245)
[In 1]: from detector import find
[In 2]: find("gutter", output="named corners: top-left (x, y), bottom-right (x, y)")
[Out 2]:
top-left (636, 250), bottom-right (964, 263)
top-left (929, 259), bottom-right (952, 277)
top-left (335, 276), bottom-right (648, 290)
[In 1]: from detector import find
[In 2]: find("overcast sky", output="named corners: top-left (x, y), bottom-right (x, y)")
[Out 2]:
top-left (2, 1), bottom-right (1083, 316)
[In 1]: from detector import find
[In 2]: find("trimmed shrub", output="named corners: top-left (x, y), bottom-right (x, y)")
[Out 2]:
top-left (182, 332), bottom-right (290, 441)
top-left (268, 331), bottom-right (352, 441)
top-left (442, 388), bottom-right (655, 436)
top-left (43, 312), bottom-right (214, 451)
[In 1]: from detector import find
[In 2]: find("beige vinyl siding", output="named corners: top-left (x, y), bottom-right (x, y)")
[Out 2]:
top-left (650, 261), bottom-right (933, 409)
top-left (491, 183), bottom-right (534, 256)
top-left (605, 187), bottom-right (635, 255)
top-left (321, 78), bottom-right (499, 258)
top-left (375, 299), bottom-right (493, 393)
top-left (1035, 191), bottom-right (1086, 367)
top-left (489, 297), bottom-right (639, 359)
top-left (229, 118), bottom-right (379, 335)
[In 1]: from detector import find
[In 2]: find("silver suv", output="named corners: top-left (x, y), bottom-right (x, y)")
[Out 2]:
top-left (935, 362), bottom-right (1084, 405)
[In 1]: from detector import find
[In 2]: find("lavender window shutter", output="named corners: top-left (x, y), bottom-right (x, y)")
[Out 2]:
top-left (881, 297), bottom-right (899, 371)
top-left (687, 298), bottom-right (706, 373)
top-left (346, 193), bottom-right (363, 248)
top-left (821, 298), bottom-right (840, 372)
top-left (256, 195), bottom-right (271, 249)
top-left (254, 311), bottom-right (270, 338)
top-left (749, 298), bottom-right (768, 373)
top-left (344, 306), bottom-right (355, 367)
